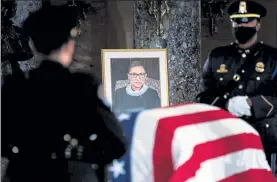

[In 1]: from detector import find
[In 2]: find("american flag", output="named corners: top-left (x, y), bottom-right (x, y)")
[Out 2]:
top-left (108, 103), bottom-right (276, 182)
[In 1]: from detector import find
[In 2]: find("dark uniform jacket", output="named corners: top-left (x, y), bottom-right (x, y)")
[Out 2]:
top-left (1, 60), bottom-right (127, 182)
top-left (198, 42), bottom-right (277, 152)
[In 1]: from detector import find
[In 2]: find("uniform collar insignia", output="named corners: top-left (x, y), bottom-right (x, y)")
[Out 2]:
top-left (217, 64), bottom-right (228, 73)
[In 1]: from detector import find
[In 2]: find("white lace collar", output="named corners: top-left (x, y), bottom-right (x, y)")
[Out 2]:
top-left (126, 84), bottom-right (148, 97)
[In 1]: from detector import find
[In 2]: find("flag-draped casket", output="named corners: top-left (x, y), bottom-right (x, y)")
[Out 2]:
top-left (108, 103), bottom-right (275, 182)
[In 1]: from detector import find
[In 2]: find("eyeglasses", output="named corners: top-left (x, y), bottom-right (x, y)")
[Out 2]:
top-left (128, 73), bottom-right (146, 79)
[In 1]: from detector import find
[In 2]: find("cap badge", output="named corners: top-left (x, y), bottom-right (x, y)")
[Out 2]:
top-left (238, 1), bottom-right (247, 13)
top-left (241, 17), bottom-right (248, 23)
top-left (217, 64), bottom-right (228, 73)
top-left (255, 62), bottom-right (265, 73)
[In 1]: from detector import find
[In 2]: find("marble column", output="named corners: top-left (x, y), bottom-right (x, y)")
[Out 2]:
top-left (1, 1), bottom-right (42, 76)
top-left (13, 1), bottom-right (43, 72)
top-left (2, 0), bottom-right (107, 75)
top-left (134, 1), bottom-right (201, 104)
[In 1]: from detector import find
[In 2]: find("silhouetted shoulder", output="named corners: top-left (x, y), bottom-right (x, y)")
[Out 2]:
top-left (209, 45), bottom-right (235, 58)
top-left (71, 72), bottom-right (100, 88)
top-left (262, 44), bottom-right (277, 58)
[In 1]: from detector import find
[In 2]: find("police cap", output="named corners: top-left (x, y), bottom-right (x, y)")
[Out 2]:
top-left (227, 0), bottom-right (266, 23)
top-left (22, 5), bottom-right (79, 55)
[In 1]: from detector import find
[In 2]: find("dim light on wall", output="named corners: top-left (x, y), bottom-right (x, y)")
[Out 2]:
top-left (148, 0), bottom-right (170, 36)
top-left (201, 0), bottom-right (230, 36)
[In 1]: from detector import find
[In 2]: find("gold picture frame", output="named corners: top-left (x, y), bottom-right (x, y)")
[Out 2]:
top-left (101, 49), bottom-right (169, 115)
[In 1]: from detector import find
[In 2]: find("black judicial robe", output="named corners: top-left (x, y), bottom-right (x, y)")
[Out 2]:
top-left (1, 60), bottom-right (127, 182)
top-left (113, 85), bottom-right (161, 115)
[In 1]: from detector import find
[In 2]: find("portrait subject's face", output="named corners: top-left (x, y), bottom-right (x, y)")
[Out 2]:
top-left (128, 66), bottom-right (147, 90)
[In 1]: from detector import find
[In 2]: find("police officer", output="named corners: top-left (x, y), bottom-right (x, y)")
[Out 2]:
top-left (198, 0), bottom-right (277, 165)
top-left (2, 5), bottom-right (127, 182)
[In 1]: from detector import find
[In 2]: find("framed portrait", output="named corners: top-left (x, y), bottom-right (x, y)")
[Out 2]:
top-left (101, 49), bottom-right (169, 116)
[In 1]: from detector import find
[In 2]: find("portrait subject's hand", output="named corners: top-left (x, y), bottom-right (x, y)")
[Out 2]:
top-left (227, 96), bottom-right (252, 117)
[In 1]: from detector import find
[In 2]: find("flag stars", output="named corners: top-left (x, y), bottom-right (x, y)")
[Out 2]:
top-left (109, 160), bottom-right (126, 179)
top-left (89, 134), bottom-right (97, 141)
top-left (12, 146), bottom-right (19, 154)
top-left (118, 113), bottom-right (131, 122)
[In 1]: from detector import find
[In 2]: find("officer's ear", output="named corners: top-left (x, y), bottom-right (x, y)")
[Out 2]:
top-left (64, 39), bottom-right (75, 54)
top-left (256, 21), bottom-right (261, 31)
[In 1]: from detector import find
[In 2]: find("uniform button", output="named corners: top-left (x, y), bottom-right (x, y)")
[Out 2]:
top-left (241, 70), bottom-right (245, 73)
top-left (64, 134), bottom-right (71, 142)
top-left (256, 77), bottom-right (260, 81)
top-left (89, 134), bottom-right (98, 141)
top-left (65, 148), bottom-right (72, 158)
top-left (51, 153), bottom-right (57, 159)
top-left (77, 146), bottom-right (84, 160)
top-left (223, 93), bottom-right (229, 99)
top-left (12, 146), bottom-right (19, 154)
top-left (65, 152), bottom-right (71, 158)
top-left (238, 85), bottom-right (243, 89)
top-left (242, 53), bottom-right (246, 58)
top-left (67, 144), bottom-right (73, 150)
top-left (70, 138), bottom-right (78, 146)
top-left (265, 124), bottom-right (269, 128)
top-left (91, 164), bottom-right (99, 169)
top-left (77, 145), bottom-right (84, 152)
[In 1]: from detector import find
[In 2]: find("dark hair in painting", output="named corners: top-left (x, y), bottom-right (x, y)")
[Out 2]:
top-left (128, 61), bottom-right (146, 72)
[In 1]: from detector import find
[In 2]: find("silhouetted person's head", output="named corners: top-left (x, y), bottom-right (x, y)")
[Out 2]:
top-left (22, 5), bottom-right (79, 67)
top-left (127, 61), bottom-right (147, 91)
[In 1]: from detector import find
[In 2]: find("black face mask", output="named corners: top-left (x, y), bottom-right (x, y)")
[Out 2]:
top-left (233, 27), bottom-right (257, 44)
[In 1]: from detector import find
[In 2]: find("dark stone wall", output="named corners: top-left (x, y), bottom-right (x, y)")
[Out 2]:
top-left (134, 1), bottom-right (201, 104)
top-left (1, 0), bottom-right (108, 78)
top-left (1, 1), bottom-right (42, 75)
top-left (69, 0), bottom-right (108, 77)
